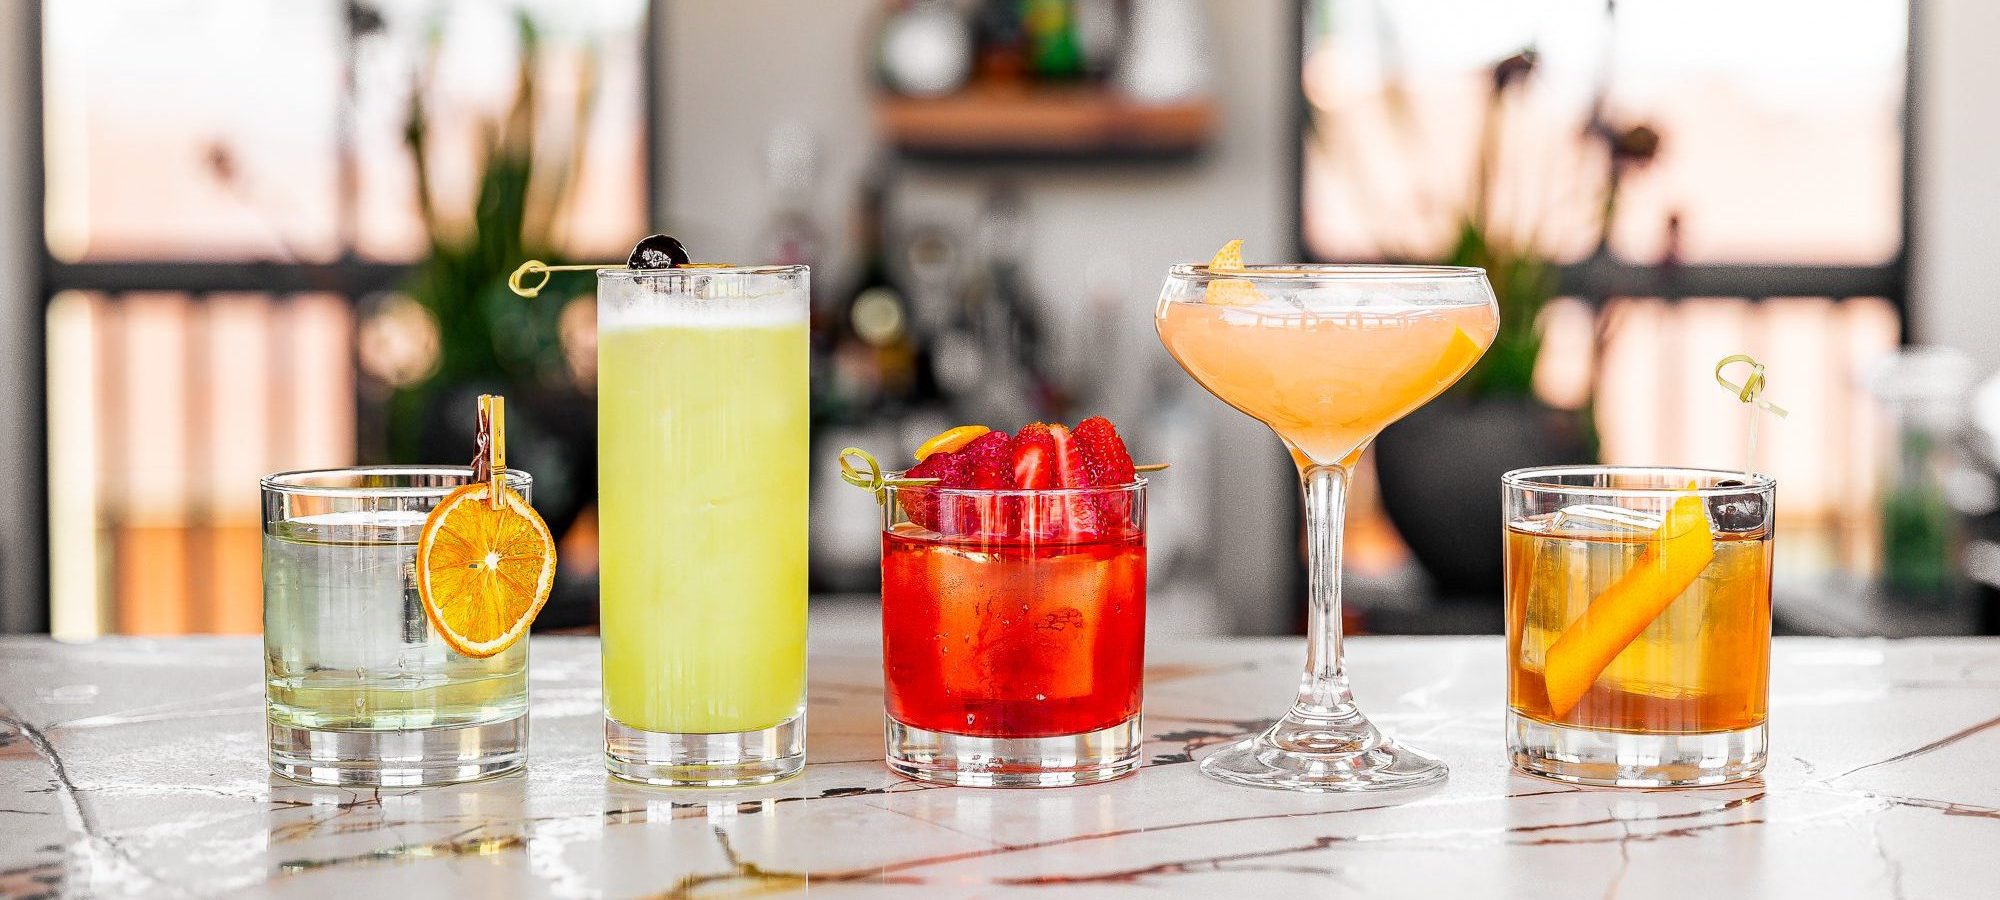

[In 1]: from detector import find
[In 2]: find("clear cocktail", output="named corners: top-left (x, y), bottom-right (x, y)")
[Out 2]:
top-left (1156, 259), bottom-right (1498, 792)
top-left (262, 466), bottom-right (533, 786)
top-left (597, 264), bottom-right (810, 786)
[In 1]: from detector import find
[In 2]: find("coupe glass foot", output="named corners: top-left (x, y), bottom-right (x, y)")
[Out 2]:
top-left (1198, 710), bottom-right (1448, 792)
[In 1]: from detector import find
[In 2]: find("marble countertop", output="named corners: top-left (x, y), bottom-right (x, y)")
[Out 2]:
top-left (3, 634), bottom-right (1997, 898)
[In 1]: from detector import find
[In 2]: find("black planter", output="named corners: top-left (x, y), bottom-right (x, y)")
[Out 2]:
top-left (1373, 396), bottom-right (1591, 599)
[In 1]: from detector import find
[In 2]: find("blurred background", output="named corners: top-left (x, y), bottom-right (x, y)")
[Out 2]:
top-left (4, 0), bottom-right (2000, 641)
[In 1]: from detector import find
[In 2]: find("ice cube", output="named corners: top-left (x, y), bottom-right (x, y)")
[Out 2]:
top-left (1549, 503), bottom-right (1663, 535)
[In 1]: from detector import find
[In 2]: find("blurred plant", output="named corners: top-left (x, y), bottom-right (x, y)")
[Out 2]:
top-left (1307, 2), bottom-right (1660, 405)
top-left (383, 8), bottom-right (602, 460)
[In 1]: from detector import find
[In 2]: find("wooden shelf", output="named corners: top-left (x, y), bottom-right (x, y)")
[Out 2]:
top-left (876, 86), bottom-right (1214, 162)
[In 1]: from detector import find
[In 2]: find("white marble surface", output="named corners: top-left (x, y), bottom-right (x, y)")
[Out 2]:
top-left (2, 634), bottom-right (1997, 898)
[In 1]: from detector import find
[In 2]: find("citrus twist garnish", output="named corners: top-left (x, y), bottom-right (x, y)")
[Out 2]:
top-left (1714, 354), bottom-right (1788, 418)
top-left (1204, 239), bottom-right (1263, 306)
top-left (1210, 238), bottom-right (1245, 271)
top-left (915, 425), bottom-right (992, 462)
top-left (1541, 483), bottom-right (1716, 718)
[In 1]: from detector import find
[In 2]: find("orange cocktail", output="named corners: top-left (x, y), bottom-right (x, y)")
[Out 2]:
top-left (1155, 253), bottom-right (1497, 793)
top-left (1157, 300), bottom-right (1496, 465)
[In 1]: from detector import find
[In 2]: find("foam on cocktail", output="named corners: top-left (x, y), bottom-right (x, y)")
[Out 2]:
top-left (596, 279), bottom-right (805, 331)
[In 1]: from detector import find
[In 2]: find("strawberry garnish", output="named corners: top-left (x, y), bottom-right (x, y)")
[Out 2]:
top-left (1049, 424), bottom-right (1091, 488)
top-left (952, 431), bottom-right (1016, 490)
top-left (899, 445), bottom-right (968, 532)
top-left (894, 418), bottom-right (1142, 540)
top-left (920, 430), bottom-right (1014, 537)
top-left (1048, 424), bottom-right (1101, 535)
top-left (1071, 416), bottom-right (1137, 486)
top-left (1010, 423), bottom-right (1059, 489)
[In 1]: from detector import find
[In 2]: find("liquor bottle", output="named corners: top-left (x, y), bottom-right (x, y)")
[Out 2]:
top-left (961, 182), bottom-right (1067, 424)
top-left (1022, 0), bottom-right (1084, 81)
top-left (811, 172), bottom-right (948, 591)
top-left (973, 0), bottom-right (1028, 85)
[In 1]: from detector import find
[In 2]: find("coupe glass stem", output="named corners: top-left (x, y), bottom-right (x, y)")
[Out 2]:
top-left (1296, 460), bottom-right (1357, 716)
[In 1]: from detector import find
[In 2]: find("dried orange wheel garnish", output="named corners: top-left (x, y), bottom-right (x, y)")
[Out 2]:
top-left (414, 483), bottom-right (557, 658)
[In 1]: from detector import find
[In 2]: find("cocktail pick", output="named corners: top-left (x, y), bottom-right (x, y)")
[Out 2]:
top-left (507, 258), bottom-right (752, 298)
top-left (1714, 354), bottom-right (1787, 472)
top-left (838, 448), bottom-right (1167, 504)
top-left (839, 448), bottom-right (939, 504)
top-left (472, 394), bottom-right (507, 510)
top-left (507, 261), bottom-right (620, 298)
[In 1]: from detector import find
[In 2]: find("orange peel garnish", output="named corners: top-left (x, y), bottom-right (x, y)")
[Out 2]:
top-left (1204, 239), bottom-right (1263, 306)
top-left (1541, 485), bottom-right (1717, 717)
top-left (915, 425), bottom-right (992, 462)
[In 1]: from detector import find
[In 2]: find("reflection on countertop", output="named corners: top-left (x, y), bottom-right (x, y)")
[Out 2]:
top-left (2, 634), bottom-right (1997, 897)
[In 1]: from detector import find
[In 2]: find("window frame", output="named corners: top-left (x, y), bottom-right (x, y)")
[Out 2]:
top-left (1288, 0), bottom-right (1917, 313)
top-left (10, 0), bottom-right (664, 634)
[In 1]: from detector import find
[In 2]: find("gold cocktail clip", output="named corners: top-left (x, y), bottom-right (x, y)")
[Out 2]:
top-left (1714, 353), bottom-right (1787, 472)
top-left (1713, 354), bottom-right (1788, 419)
top-left (473, 394), bottom-right (507, 510)
top-left (839, 449), bottom-right (939, 504)
top-left (507, 260), bottom-right (621, 299)
top-left (839, 448), bottom-right (1168, 505)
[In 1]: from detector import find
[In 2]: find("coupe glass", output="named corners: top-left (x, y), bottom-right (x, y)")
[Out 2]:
top-left (1156, 264), bottom-right (1498, 791)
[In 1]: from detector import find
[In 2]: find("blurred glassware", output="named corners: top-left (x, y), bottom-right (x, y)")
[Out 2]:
top-left (1073, 0), bottom-right (1125, 78)
top-left (758, 122), bottom-right (825, 274)
top-left (1115, 0), bottom-right (1211, 103)
top-left (810, 171), bottom-right (952, 592)
top-left (963, 182), bottom-right (1067, 423)
top-left (973, 0), bottom-right (1030, 85)
top-left (1866, 347), bottom-right (1978, 604)
top-left (877, 0), bottom-right (975, 98)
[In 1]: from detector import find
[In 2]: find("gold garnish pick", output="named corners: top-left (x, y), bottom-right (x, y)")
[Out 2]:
top-left (1714, 354), bottom-right (1788, 419)
top-left (473, 394), bottom-right (506, 510)
top-left (839, 449), bottom-right (938, 504)
top-left (508, 261), bottom-right (620, 298)
top-left (508, 260), bottom-right (749, 298)
top-left (839, 448), bottom-right (1169, 505)
top-left (1714, 354), bottom-right (1786, 473)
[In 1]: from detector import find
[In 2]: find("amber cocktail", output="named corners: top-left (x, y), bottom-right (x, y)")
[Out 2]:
top-left (1504, 466), bottom-right (1774, 787)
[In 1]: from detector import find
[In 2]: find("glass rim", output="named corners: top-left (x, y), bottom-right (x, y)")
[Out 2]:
top-left (597, 264), bottom-right (807, 280)
top-left (1165, 263), bottom-right (1487, 282)
top-left (882, 477), bottom-right (1149, 499)
top-left (260, 465), bottom-right (533, 498)
top-left (1502, 465), bottom-right (1774, 498)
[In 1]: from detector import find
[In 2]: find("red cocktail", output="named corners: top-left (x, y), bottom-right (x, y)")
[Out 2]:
top-left (875, 418), bottom-right (1149, 786)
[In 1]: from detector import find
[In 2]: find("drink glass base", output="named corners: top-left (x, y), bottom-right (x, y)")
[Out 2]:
top-left (1509, 711), bottom-right (1767, 787)
top-left (268, 714), bottom-right (527, 787)
top-left (1197, 710), bottom-right (1448, 792)
top-left (886, 715), bottom-right (1142, 787)
top-left (604, 714), bottom-right (805, 787)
